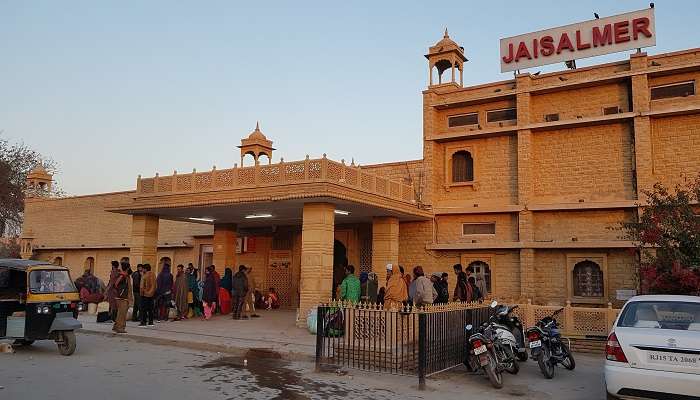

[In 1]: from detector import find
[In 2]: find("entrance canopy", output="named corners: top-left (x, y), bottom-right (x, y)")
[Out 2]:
top-left (107, 155), bottom-right (432, 225)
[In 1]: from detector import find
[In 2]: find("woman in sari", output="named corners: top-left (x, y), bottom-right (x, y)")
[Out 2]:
top-left (202, 266), bottom-right (218, 320)
top-left (173, 264), bottom-right (189, 320)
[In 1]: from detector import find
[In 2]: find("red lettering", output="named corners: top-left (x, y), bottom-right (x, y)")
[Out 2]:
top-left (576, 30), bottom-right (591, 50)
top-left (515, 41), bottom-right (532, 61)
top-left (502, 42), bottom-right (514, 63)
top-left (556, 33), bottom-right (575, 54)
top-left (533, 38), bottom-right (538, 59)
top-left (614, 21), bottom-right (630, 43)
top-left (592, 24), bottom-right (613, 47)
top-left (632, 17), bottom-right (652, 40)
top-left (540, 35), bottom-right (555, 56)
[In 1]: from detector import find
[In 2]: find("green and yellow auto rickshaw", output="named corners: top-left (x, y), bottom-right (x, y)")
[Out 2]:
top-left (0, 259), bottom-right (84, 355)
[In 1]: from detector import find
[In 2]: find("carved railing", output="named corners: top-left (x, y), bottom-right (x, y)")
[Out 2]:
top-left (136, 155), bottom-right (416, 204)
top-left (511, 299), bottom-right (620, 337)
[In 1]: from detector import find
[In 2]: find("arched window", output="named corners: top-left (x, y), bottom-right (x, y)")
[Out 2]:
top-left (53, 257), bottom-right (63, 266)
top-left (452, 151), bottom-right (474, 182)
top-left (573, 261), bottom-right (604, 297)
top-left (468, 260), bottom-right (491, 297)
top-left (84, 257), bottom-right (95, 274)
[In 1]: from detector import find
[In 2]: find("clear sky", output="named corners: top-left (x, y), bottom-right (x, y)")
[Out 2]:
top-left (2, 1), bottom-right (698, 195)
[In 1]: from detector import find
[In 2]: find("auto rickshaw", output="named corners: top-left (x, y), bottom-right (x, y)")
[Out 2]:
top-left (0, 259), bottom-right (83, 355)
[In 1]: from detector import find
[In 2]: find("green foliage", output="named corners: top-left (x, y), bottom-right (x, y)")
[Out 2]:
top-left (0, 134), bottom-right (60, 237)
top-left (621, 176), bottom-right (700, 295)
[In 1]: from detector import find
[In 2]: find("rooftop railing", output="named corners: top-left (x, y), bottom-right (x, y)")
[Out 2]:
top-left (136, 155), bottom-right (417, 204)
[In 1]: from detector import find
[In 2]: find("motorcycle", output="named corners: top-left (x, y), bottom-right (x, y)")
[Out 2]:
top-left (492, 302), bottom-right (528, 362)
top-left (526, 308), bottom-right (576, 379)
top-left (465, 300), bottom-right (520, 389)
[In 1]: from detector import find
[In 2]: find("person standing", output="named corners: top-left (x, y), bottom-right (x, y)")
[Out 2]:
top-left (453, 270), bottom-right (471, 302)
top-left (173, 264), bottom-right (189, 320)
top-left (410, 266), bottom-right (437, 307)
top-left (131, 264), bottom-right (142, 322)
top-left (231, 265), bottom-right (249, 320)
top-left (243, 267), bottom-right (259, 318)
top-left (186, 265), bottom-right (200, 317)
top-left (106, 261), bottom-right (120, 321)
top-left (431, 273), bottom-right (448, 304)
top-left (468, 276), bottom-right (483, 303)
top-left (366, 272), bottom-right (379, 304)
top-left (139, 264), bottom-right (156, 326)
top-left (202, 266), bottom-right (218, 320)
top-left (155, 264), bottom-right (174, 321)
top-left (339, 265), bottom-right (360, 303)
top-left (384, 264), bottom-right (408, 310)
top-left (112, 262), bottom-right (130, 333)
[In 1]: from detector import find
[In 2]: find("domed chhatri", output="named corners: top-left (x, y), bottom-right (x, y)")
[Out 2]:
top-left (247, 121), bottom-right (268, 141)
top-left (26, 163), bottom-right (53, 196)
top-left (238, 121), bottom-right (275, 166)
top-left (425, 29), bottom-right (467, 87)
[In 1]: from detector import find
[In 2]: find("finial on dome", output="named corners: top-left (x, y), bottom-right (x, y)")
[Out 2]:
top-left (255, 121), bottom-right (260, 131)
top-left (444, 28), bottom-right (449, 38)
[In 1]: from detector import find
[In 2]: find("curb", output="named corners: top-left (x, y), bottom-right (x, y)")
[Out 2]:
top-left (78, 328), bottom-right (316, 363)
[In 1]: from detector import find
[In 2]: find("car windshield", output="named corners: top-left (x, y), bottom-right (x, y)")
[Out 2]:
top-left (29, 270), bottom-right (77, 294)
top-left (618, 301), bottom-right (700, 331)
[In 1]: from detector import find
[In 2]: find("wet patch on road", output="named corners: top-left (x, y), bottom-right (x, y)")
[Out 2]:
top-left (199, 349), bottom-right (397, 400)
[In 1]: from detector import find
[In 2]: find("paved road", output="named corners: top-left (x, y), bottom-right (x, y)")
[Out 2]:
top-left (0, 333), bottom-right (605, 400)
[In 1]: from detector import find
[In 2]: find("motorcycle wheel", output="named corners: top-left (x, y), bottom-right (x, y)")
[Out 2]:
top-left (517, 351), bottom-right (529, 362)
top-left (506, 359), bottom-right (520, 375)
top-left (537, 346), bottom-right (555, 379)
top-left (561, 343), bottom-right (576, 370)
top-left (485, 354), bottom-right (504, 389)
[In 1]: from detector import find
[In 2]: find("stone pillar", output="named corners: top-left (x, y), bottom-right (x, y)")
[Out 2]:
top-left (371, 216), bottom-right (400, 283)
top-left (519, 248), bottom-right (535, 301)
top-left (630, 52), bottom-right (653, 198)
top-left (298, 202), bottom-right (335, 326)
top-left (129, 215), bottom-right (159, 266)
top-left (213, 223), bottom-right (237, 269)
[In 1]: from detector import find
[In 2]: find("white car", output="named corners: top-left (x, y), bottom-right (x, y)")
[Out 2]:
top-left (605, 295), bottom-right (700, 399)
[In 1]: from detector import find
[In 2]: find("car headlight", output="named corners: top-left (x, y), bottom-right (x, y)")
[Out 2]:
top-left (42, 306), bottom-right (51, 314)
top-left (77, 303), bottom-right (85, 312)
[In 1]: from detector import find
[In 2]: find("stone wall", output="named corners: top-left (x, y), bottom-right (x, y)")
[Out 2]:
top-left (531, 123), bottom-right (635, 203)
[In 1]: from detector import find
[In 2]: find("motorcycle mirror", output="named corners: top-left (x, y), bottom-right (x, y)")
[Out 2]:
top-left (490, 300), bottom-right (498, 308)
top-left (465, 324), bottom-right (473, 331)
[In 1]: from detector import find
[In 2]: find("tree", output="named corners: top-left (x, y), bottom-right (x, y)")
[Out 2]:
top-left (621, 175), bottom-right (700, 295)
top-left (0, 134), bottom-right (60, 238)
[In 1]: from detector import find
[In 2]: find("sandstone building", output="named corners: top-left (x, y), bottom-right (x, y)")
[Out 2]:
top-left (20, 32), bottom-right (700, 323)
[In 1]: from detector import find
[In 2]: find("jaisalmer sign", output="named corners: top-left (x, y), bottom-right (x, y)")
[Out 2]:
top-left (500, 8), bottom-right (656, 72)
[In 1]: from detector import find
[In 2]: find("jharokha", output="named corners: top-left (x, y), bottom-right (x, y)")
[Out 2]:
top-left (20, 32), bottom-right (700, 325)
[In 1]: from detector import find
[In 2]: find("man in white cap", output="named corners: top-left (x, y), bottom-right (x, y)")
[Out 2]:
top-left (383, 263), bottom-right (407, 310)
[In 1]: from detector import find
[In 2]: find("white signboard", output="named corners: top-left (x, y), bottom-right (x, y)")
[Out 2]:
top-left (500, 8), bottom-right (656, 73)
top-left (616, 289), bottom-right (637, 301)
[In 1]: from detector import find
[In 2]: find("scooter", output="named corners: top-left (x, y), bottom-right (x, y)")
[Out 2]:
top-left (465, 300), bottom-right (520, 389)
top-left (526, 308), bottom-right (576, 379)
top-left (492, 303), bottom-right (528, 362)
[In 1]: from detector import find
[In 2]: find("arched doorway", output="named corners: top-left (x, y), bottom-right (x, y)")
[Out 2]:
top-left (332, 240), bottom-right (348, 299)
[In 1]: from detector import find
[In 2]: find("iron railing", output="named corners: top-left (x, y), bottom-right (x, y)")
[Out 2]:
top-left (314, 302), bottom-right (490, 389)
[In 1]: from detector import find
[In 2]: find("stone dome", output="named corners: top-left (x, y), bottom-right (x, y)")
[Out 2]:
top-left (247, 122), bottom-right (268, 141)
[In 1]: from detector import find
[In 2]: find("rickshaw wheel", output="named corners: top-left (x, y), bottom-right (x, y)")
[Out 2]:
top-left (13, 339), bottom-right (35, 346)
top-left (57, 331), bottom-right (76, 356)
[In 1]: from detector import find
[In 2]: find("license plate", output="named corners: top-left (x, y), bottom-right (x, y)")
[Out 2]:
top-left (479, 354), bottom-right (490, 366)
top-left (529, 340), bottom-right (541, 348)
top-left (474, 345), bottom-right (487, 355)
top-left (647, 351), bottom-right (699, 368)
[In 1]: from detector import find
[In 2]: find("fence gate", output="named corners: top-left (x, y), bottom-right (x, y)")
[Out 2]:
top-left (315, 302), bottom-right (490, 388)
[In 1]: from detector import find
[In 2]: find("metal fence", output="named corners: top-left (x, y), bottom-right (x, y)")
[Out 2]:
top-left (314, 301), bottom-right (490, 388)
